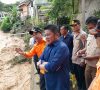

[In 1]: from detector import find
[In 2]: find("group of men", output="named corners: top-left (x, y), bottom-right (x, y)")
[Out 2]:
top-left (15, 16), bottom-right (100, 90)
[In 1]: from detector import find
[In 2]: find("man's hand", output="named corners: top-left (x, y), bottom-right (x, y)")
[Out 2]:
top-left (38, 62), bottom-right (48, 74)
top-left (37, 60), bottom-right (41, 67)
top-left (77, 50), bottom-right (86, 56)
top-left (15, 48), bottom-right (24, 55)
top-left (39, 62), bottom-right (48, 71)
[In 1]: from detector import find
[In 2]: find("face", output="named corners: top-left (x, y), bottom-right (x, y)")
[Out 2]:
top-left (71, 24), bottom-right (80, 32)
top-left (60, 26), bottom-right (67, 35)
top-left (32, 32), bottom-right (36, 37)
top-left (87, 23), bottom-right (96, 35)
top-left (87, 23), bottom-right (96, 30)
top-left (34, 32), bottom-right (42, 41)
top-left (45, 30), bottom-right (58, 45)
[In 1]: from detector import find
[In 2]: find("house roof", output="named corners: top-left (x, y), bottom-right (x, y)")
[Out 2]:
top-left (18, 1), bottom-right (30, 7)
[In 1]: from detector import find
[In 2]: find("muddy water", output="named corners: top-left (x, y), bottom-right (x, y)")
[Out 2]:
top-left (0, 31), bottom-right (31, 90)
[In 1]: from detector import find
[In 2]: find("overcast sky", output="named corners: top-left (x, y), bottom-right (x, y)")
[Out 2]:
top-left (0, 0), bottom-right (21, 4)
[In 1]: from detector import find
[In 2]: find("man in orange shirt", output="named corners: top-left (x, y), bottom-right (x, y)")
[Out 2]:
top-left (15, 27), bottom-right (46, 90)
top-left (15, 29), bottom-right (46, 58)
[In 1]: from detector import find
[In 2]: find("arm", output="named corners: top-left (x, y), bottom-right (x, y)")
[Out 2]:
top-left (84, 55), bottom-right (100, 60)
top-left (24, 46), bottom-right (36, 58)
top-left (15, 46), bottom-right (36, 58)
top-left (77, 48), bottom-right (86, 56)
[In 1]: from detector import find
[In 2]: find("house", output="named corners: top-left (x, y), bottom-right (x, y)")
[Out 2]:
top-left (18, 1), bottom-right (32, 21)
top-left (18, 0), bottom-right (50, 23)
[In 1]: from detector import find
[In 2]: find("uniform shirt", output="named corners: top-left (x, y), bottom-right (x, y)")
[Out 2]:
top-left (40, 40), bottom-right (70, 90)
top-left (25, 39), bottom-right (46, 58)
top-left (72, 30), bottom-right (86, 64)
top-left (86, 34), bottom-right (100, 67)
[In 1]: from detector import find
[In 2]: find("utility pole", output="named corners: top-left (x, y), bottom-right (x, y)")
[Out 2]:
top-left (82, 0), bottom-right (85, 28)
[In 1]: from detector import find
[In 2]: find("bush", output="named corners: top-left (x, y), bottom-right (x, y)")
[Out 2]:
top-left (0, 17), bottom-right (12, 32)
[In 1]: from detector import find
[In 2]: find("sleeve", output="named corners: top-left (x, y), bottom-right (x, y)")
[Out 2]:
top-left (39, 47), bottom-right (47, 61)
top-left (24, 45), bottom-right (36, 58)
top-left (45, 46), bottom-right (69, 72)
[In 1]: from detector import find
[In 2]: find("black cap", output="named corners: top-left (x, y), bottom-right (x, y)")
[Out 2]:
top-left (86, 16), bottom-right (98, 25)
top-left (29, 27), bottom-right (42, 35)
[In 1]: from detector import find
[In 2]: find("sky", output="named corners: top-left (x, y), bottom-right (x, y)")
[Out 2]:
top-left (0, 0), bottom-right (21, 4)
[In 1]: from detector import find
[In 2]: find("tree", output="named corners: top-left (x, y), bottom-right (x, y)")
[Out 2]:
top-left (47, 0), bottom-right (73, 19)
top-left (47, 0), bottom-right (79, 20)
top-left (0, 17), bottom-right (12, 32)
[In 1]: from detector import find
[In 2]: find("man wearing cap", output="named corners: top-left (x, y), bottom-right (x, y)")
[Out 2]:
top-left (60, 25), bottom-right (73, 72)
top-left (71, 20), bottom-right (86, 90)
top-left (28, 29), bottom-right (40, 75)
top-left (15, 27), bottom-right (46, 90)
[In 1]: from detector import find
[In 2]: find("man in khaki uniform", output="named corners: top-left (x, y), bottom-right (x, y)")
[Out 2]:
top-left (84, 16), bottom-right (100, 89)
top-left (71, 20), bottom-right (86, 90)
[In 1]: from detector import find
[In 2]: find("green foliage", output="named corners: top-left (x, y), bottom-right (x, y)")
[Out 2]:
top-left (10, 6), bottom-right (18, 23)
top-left (0, 2), bottom-right (4, 11)
top-left (57, 16), bottom-right (70, 25)
top-left (0, 5), bottom-right (18, 32)
top-left (47, 0), bottom-right (79, 21)
top-left (94, 10), bottom-right (100, 18)
top-left (0, 1), bottom-right (19, 12)
top-left (35, 21), bottom-right (47, 30)
top-left (48, 0), bottom-right (73, 19)
top-left (0, 17), bottom-right (12, 32)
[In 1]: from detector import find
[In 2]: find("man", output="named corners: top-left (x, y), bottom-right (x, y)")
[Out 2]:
top-left (71, 20), bottom-right (86, 90)
top-left (29, 29), bottom-right (39, 74)
top-left (37, 25), bottom-right (70, 90)
top-left (15, 28), bottom-right (46, 90)
top-left (84, 16), bottom-right (100, 89)
top-left (29, 30), bottom-right (36, 47)
top-left (60, 25), bottom-right (73, 72)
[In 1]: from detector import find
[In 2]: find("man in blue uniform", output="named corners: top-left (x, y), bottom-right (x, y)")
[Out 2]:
top-left (37, 25), bottom-right (70, 90)
top-left (60, 25), bottom-right (73, 72)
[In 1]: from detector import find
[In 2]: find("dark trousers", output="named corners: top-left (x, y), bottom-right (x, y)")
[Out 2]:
top-left (33, 56), bottom-right (46, 90)
top-left (73, 63), bottom-right (86, 90)
top-left (85, 64), bottom-right (96, 89)
top-left (40, 74), bottom-right (46, 90)
top-left (33, 55), bottom-right (40, 74)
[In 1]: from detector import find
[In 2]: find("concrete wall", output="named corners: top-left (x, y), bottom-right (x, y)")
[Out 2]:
top-left (77, 0), bottom-right (100, 23)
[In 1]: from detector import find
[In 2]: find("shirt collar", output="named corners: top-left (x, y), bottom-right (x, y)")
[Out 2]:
top-left (48, 40), bottom-right (59, 47)
top-left (37, 38), bottom-right (46, 45)
top-left (63, 33), bottom-right (70, 38)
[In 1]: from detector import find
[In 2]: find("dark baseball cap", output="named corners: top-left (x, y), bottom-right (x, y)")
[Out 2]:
top-left (29, 27), bottom-right (42, 35)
